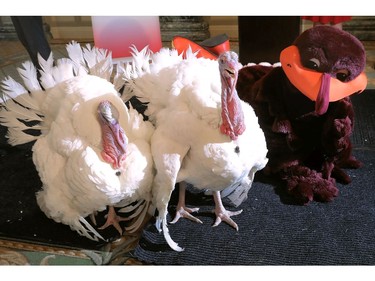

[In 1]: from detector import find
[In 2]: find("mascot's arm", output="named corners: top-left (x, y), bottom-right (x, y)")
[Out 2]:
top-left (321, 97), bottom-right (362, 183)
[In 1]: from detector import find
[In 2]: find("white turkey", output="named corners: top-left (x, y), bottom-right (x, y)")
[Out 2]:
top-left (121, 47), bottom-right (268, 251)
top-left (0, 42), bottom-right (155, 241)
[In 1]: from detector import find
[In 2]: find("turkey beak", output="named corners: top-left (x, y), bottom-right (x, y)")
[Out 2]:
top-left (223, 62), bottom-right (238, 101)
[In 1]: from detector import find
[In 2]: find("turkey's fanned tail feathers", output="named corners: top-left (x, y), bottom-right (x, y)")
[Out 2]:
top-left (65, 40), bottom-right (88, 76)
top-left (82, 43), bottom-right (113, 81)
top-left (1, 76), bottom-right (41, 111)
top-left (121, 45), bottom-right (192, 123)
top-left (118, 200), bottom-right (153, 233)
top-left (1, 41), bottom-right (115, 135)
top-left (17, 61), bottom-right (42, 92)
top-left (121, 45), bottom-right (184, 103)
top-left (0, 76), bottom-right (44, 145)
top-left (38, 52), bottom-right (55, 89)
top-left (78, 217), bottom-right (106, 241)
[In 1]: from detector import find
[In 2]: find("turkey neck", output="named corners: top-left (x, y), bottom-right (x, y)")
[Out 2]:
top-left (97, 100), bottom-right (128, 170)
top-left (220, 62), bottom-right (246, 141)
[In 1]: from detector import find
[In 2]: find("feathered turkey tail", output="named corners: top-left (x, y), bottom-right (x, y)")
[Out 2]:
top-left (38, 41), bottom-right (115, 90)
top-left (120, 45), bottom-right (192, 124)
top-left (116, 199), bottom-right (155, 233)
top-left (78, 217), bottom-right (106, 241)
top-left (0, 62), bottom-right (46, 146)
top-left (121, 45), bottom-right (185, 103)
top-left (0, 53), bottom-right (81, 146)
top-left (38, 52), bottom-right (55, 89)
top-left (0, 41), bottom-right (116, 146)
top-left (67, 41), bottom-right (123, 90)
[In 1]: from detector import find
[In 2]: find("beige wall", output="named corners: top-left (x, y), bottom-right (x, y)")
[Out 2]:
top-left (44, 16), bottom-right (94, 41)
top-left (204, 16), bottom-right (238, 40)
top-left (43, 16), bottom-right (239, 42)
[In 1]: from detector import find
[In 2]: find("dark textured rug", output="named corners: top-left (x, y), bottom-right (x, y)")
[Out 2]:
top-left (0, 90), bottom-right (374, 265)
top-left (135, 147), bottom-right (375, 265)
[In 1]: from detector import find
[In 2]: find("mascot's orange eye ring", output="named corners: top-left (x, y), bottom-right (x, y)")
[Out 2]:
top-left (280, 45), bottom-right (368, 102)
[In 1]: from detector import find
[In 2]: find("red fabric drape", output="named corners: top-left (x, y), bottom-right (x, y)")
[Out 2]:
top-left (301, 16), bottom-right (352, 24)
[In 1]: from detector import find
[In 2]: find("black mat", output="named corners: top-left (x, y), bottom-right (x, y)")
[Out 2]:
top-left (0, 90), bottom-right (374, 265)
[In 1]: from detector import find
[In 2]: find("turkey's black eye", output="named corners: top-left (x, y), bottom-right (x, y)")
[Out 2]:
top-left (306, 58), bottom-right (320, 70)
top-left (336, 69), bottom-right (350, 82)
top-left (235, 146), bottom-right (240, 154)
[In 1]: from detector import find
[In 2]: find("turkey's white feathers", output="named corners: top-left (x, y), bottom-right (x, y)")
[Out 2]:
top-left (38, 53), bottom-right (56, 89)
top-left (6, 127), bottom-right (39, 145)
top-left (78, 217), bottom-right (106, 241)
top-left (0, 42), bottom-right (154, 242)
top-left (82, 44), bottom-right (113, 81)
top-left (129, 45), bottom-right (151, 74)
top-left (0, 76), bottom-right (45, 145)
top-left (65, 41), bottom-right (88, 76)
top-left (52, 58), bottom-right (75, 83)
top-left (113, 63), bottom-right (127, 92)
top-left (1, 76), bottom-right (42, 112)
top-left (118, 200), bottom-right (151, 233)
top-left (0, 100), bottom-right (42, 123)
top-left (123, 46), bottom-right (268, 251)
top-left (17, 61), bottom-right (42, 92)
top-left (1, 76), bottom-right (27, 101)
top-left (37, 52), bottom-right (54, 74)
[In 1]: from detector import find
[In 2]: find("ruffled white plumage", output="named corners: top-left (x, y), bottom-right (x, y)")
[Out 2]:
top-left (122, 46), bottom-right (268, 251)
top-left (0, 42), bottom-right (154, 241)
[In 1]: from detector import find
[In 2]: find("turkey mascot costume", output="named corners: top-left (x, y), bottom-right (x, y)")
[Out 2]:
top-left (235, 25), bottom-right (368, 204)
top-left (174, 25), bottom-right (368, 205)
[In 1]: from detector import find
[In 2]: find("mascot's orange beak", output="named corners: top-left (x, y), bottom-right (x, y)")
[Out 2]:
top-left (280, 45), bottom-right (367, 114)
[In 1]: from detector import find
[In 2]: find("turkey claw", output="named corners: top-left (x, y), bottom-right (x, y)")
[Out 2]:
top-left (98, 206), bottom-right (126, 235)
top-left (170, 206), bottom-right (202, 224)
top-left (98, 218), bottom-right (123, 235)
top-left (212, 209), bottom-right (243, 231)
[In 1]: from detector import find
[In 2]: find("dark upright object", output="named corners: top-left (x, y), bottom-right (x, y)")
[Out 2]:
top-left (11, 16), bottom-right (51, 69)
top-left (238, 16), bottom-right (300, 64)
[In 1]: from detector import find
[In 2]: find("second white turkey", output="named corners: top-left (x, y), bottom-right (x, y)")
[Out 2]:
top-left (121, 47), bottom-right (268, 251)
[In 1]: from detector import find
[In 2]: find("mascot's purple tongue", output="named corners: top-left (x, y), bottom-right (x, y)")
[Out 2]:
top-left (315, 73), bottom-right (331, 115)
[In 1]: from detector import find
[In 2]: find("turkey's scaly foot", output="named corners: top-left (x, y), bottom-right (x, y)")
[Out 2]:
top-left (212, 190), bottom-right (242, 230)
top-left (171, 182), bottom-right (203, 224)
top-left (98, 206), bottom-right (128, 235)
top-left (212, 208), bottom-right (243, 230)
top-left (170, 206), bottom-right (202, 224)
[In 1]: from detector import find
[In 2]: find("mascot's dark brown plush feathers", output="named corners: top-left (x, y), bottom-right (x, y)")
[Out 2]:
top-left (236, 25), bottom-right (368, 204)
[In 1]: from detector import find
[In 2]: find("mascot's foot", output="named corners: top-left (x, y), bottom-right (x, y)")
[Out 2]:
top-left (334, 155), bottom-right (363, 184)
top-left (284, 166), bottom-right (339, 205)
